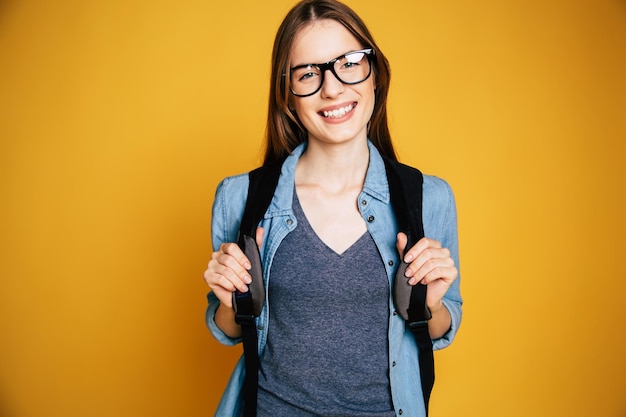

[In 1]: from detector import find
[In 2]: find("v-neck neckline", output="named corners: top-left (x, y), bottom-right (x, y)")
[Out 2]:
top-left (292, 192), bottom-right (369, 257)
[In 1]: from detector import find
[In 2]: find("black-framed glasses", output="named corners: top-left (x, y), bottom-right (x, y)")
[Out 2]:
top-left (289, 48), bottom-right (374, 97)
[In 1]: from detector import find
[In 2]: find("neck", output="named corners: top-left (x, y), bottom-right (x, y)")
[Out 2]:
top-left (296, 139), bottom-right (369, 191)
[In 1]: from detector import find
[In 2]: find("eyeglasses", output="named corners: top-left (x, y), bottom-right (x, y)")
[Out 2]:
top-left (289, 49), bottom-right (374, 97)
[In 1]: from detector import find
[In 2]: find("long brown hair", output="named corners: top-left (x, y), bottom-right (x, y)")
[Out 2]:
top-left (263, 0), bottom-right (397, 165)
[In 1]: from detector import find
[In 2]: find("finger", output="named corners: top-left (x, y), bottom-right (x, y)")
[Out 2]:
top-left (203, 270), bottom-right (236, 308)
top-left (205, 260), bottom-right (250, 293)
top-left (414, 258), bottom-right (457, 285)
top-left (208, 246), bottom-right (254, 290)
top-left (396, 232), bottom-right (408, 256)
top-left (404, 245), bottom-right (450, 284)
top-left (256, 227), bottom-right (265, 249)
top-left (220, 242), bottom-right (252, 271)
top-left (411, 246), bottom-right (451, 270)
top-left (204, 268), bottom-right (238, 293)
top-left (402, 237), bottom-right (441, 264)
top-left (212, 250), bottom-right (251, 282)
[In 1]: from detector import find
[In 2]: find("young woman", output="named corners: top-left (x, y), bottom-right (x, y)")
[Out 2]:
top-left (204, 1), bottom-right (462, 416)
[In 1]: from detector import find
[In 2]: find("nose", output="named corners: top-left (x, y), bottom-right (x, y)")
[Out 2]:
top-left (320, 68), bottom-right (344, 98)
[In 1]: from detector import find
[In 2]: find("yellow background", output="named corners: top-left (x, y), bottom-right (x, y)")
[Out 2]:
top-left (1, 0), bottom-right (625, 416)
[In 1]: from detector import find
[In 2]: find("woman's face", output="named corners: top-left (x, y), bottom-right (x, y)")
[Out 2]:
top-left (289, 19), bottom-right (375, 148)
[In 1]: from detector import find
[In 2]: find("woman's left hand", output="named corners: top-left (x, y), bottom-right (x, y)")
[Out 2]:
top-left (396, 233), bottom-right (458, 311)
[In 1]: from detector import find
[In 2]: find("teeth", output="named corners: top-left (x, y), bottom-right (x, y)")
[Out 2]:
top-left (323, 104), bottom-right (354, 118)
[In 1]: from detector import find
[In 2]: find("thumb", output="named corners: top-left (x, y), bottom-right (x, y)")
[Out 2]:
top-left (396, 232), bottom-right (408, 257)
top-left (255, 227), bottom-right (265, 249)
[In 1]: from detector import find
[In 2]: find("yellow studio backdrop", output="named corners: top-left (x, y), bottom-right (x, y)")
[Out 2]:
top-left (0, 0), bottom-right (624, 416)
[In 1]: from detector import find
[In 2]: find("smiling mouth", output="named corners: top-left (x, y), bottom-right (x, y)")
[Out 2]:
top-left (320, 103), bottom-right (355, 119)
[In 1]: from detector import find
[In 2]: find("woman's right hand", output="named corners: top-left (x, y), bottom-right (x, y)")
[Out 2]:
top-left (203, 228), bottom-right (264, 309)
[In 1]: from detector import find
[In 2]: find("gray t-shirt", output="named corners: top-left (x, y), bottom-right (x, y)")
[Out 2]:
top-left (257, 193), bottom-right (395, 417)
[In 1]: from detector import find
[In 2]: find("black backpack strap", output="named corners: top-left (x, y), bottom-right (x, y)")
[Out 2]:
top-left (234, 160), bottom-right (283, 318)
top-left (384, 158), bottom-right (434, 415)
top-left (233, 159), bottom-right (283, 417)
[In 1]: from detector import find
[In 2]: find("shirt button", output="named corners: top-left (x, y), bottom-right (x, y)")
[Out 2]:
top-left (286, 218), bottom-right (293, 225)
top-left (388, 260), bottom-right (394, 266)
top-left (361, 200), bottom-right (367, 206)
top-left (398, 410), bottom-right (403, 415)
top-left (392, 361), bottom-right (396, 367)
top-left (393, 311), bottom-right (398, 316)
top-left (367, 215), bottom-right (375, 223)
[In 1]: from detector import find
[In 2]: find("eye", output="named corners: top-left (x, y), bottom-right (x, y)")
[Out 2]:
top-left (340, 52), bottom-right (365, 70)
top-left (299, 71), bottom-right (318, 81)
top-left (293, 65), bottom-right (320, 83)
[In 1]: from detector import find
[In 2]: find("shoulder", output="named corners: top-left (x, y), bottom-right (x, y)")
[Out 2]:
top-left (423, 174), bottom-right (454, 203)
top-left (421, 174), bottom-right (458, 238)
top-left (214, 172), bottom-right (250, 203)
top-left (211, 172), bottom-right (251, 247)
top-left (212, 171), bottom-right (251, 219)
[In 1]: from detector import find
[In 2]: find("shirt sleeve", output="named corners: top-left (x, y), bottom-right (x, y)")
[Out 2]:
top-left (205, 176), bottom-right (246, 346)
top-left (423, 176), bottom-right (463, 350)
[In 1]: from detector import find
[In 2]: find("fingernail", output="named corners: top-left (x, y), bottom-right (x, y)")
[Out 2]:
top-left (404, 268), bottom-right (412, 277)
top-left (243, 275), bottom-right (252, 284)
top-left (404, 254), bottom-right (413, 263)
top-left (244, 262), bottom-right (251, 270)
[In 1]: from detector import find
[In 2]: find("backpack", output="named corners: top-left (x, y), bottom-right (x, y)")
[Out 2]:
top-left (232, 156), bottom-right (434, 417)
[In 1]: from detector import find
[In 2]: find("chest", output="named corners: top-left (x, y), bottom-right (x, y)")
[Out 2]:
top-left (269, 194), bottom-right (389, 307)
top-left (295, 185), bottom-right (366, 255)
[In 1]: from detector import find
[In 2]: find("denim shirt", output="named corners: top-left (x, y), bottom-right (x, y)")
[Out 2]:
top-left (206, 141), bottom-right (463, 417)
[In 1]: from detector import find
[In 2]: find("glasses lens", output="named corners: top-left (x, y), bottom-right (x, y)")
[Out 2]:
top-left (291, 65), bottom-right (322, 96)
top-left (334, 51), bottom-right (371, 84)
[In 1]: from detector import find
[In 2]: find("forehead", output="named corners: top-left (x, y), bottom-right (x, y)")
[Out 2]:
top-left (290, 19), bottom-right (363, 65)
